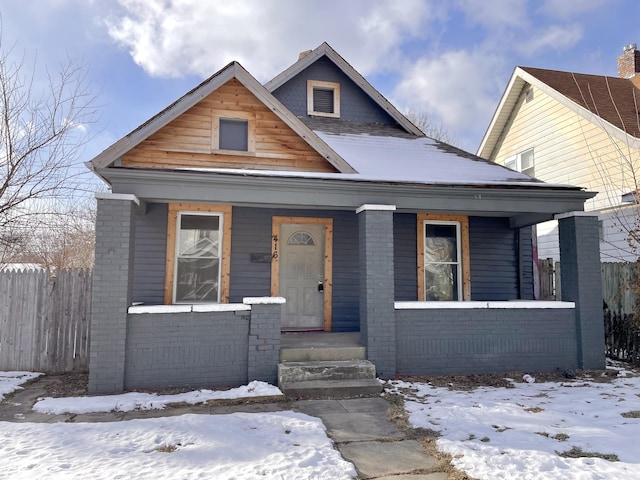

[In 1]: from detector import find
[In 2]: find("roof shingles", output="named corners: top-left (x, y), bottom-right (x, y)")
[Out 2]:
top-left (521, 67), bottom-right (640, 138)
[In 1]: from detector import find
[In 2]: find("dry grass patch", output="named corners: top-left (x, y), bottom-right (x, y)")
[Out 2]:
top-left (384, 392), bottom-right (476, 479)
top-left (523, 406), bottom-right (544, 413)
top-left (558, 446), bottom-right (619, 462)
top-left (154, 444), bottom-right (178, 453)
top-left (621, 410), bottom-right (640, 418)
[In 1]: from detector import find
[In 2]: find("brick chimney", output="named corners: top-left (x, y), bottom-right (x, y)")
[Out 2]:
top-left (618, 43), bottom-right (640, 78)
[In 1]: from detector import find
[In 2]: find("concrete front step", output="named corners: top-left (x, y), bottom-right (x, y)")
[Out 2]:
top-left (280, 379), bottom-right (383, 398)
top-left (278, 360), bottom-right (376, 385)
top-left (280, 345), bottom-right (366, 362)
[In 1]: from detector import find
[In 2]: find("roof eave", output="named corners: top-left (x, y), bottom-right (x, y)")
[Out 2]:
top-left (265, 42), bottom-right (424, 137)
top-left (477, 67), bottom-right (528, 159)
top-left (100, 167), bottom-right (594, 217)
top-left (90, 60), bottom-right (357, 174)
top-left (478, 67), bottom-right (640, 159)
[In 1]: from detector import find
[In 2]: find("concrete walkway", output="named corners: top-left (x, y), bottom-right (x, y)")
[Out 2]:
top-left (0, 376), bottom-right (447, 479)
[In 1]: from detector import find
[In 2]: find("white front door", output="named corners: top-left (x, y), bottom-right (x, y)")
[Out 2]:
top-left (279, 223), bottom-right (325, 330)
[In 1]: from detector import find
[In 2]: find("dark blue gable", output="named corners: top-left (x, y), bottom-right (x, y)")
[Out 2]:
top-left (271, 57), bottom-right (397, 124)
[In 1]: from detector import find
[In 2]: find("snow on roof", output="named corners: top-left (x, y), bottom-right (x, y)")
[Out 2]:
top-left (315, 131), bottom-right (539, 185)
top-left (178, 132), bottom-right (579, 189)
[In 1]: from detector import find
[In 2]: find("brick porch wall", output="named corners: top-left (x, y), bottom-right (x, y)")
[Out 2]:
top-left (395, 306), bottom-right (578, 375)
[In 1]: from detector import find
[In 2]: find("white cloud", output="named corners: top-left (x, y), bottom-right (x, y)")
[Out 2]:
top-left (454, 0), bottom-right (529, 30)
top-left (393, 49), bottom-right (504, 148)
top-left (540, 0), bottom-right (609, 18)
top-left (106, 0), bottom-right (436, 80)
top-left (516, 24), bottom-right (583, 56)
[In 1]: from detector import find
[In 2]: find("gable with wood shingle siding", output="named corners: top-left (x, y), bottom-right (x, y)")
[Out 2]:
top-left (122, 79), bottom-right (338, 173)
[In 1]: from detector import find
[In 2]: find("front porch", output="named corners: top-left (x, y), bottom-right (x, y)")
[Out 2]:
top-left (88, 194), bottom-right (605, 394)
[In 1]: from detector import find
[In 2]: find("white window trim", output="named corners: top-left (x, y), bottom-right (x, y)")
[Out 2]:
top-left (307, 80), bottom-right (340, 118)
top-left (423, 220), bottom-right (463, 302)
top-left (173, 211), bottom-right (223, 304)
top-left (505, 148), bottom-right (534, 176)
top-left (211, 110), bottom-right (256, 154)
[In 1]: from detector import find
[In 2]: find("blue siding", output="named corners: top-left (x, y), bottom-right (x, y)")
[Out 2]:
top-left (398, 215), bottom-right (521, 301)
top-left (469, 217), bottom-right (519, 300)
top-left (272, 58), bottom-right (396, 124)
top-left (130, 207), bottom-right (523, 325)
top-left (519, 227), bottom-right (535, 300)
top-left (394, 213), bottom-right (418, 301)
top-left (230, 207), bottom-right (360, 332)
top-left (132, 203), bottom-right (167, 305)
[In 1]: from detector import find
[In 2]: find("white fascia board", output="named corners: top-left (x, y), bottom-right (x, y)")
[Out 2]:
top-left (477, 68), bottom-right (527, 159)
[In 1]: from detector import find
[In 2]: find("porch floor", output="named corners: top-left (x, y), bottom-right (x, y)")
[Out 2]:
top-left (280, 332), bottom-right (362, 349)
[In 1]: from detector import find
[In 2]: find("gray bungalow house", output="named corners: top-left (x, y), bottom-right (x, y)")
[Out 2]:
top-left (87, 43), bottom-right (604, 394)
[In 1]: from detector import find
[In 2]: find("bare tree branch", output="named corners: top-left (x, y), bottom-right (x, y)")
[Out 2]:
top-left (403, 109), bottom-right (456, 145)
top-left (0, 29), bottom-right (99, 266)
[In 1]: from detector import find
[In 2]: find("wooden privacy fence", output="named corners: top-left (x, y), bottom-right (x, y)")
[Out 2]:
top-left (538, 260), bottom-right (634, 313)
top-left (538, 260), bottom-right (640, 364)
top-left (604, 309), bottom-right (640, 364)
top-left (0, 269), bottom-right (92, 372)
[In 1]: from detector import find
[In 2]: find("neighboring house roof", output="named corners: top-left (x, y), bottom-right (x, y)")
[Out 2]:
top-left (264, 42), bottom-right (424, 137)
top-left (478, 66), bottom-right (640, 159)
top-left (89, 61), bottom-right (356, 174)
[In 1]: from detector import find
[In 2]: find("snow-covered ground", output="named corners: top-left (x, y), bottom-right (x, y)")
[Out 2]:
top-left (0, 371), bottom-right (41, 402)
top-left (33, 380), bottom-right (283, 414)
top-left (5, 362), bottom-right (640, 480)
top-left (1, 373), bottom-right (355, 480)
top-left (387, 362), bottom-right (640, 480)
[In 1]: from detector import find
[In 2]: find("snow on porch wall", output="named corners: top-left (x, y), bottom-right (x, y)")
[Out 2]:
top-left (395, 307), bottom-right (578, 376)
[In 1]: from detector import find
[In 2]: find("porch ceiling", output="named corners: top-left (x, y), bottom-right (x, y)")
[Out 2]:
top-left (104, 167), bottom-right (595, 227)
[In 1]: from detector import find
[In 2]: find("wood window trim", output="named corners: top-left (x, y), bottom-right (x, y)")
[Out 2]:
top-left (417, 213), bottom-right (470, 301)
top-left (211, 110), bottom-right (256, 155)
top-left (165, 203), bottom-right (232, 304)
top-left (307, 80), bottom-right (341, 118)
top-left (271, 216), bottom-right (333, 331)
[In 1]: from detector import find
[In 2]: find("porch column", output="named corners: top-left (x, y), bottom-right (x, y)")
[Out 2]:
top-left (557, 212), bottom-right (605, 369)
top-left (88, 193), bottom-right (139, 394)
top-left (244, 297), bottom-right (283, 384)
top-left (357, 204), bottom-right (396, 378)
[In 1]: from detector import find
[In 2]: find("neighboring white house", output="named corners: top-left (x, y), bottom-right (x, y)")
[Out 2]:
top-left (478, 44), bottom-right (640, 263)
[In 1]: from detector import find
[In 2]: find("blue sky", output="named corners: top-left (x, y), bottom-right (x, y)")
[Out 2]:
top-left (2, 0), bottom-right (639, 173)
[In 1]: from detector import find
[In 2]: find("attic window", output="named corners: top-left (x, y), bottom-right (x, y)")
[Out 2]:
top-left (307, 80), bottom-right (340, 118)
top-left (219, 118), bottom-right (248, 151)
top-left (212, 110), bottom-right (255, 153)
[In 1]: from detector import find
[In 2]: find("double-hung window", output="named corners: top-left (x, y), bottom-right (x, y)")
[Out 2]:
top-left (505, 148), bottom-right (534, 176)
top-left (174, 213), bottom-right (222, 303)
top-left (165, 203), bottom-right (232, 304)
top-left (423, 221), bottom-right (461, 301)
top-left (418, 214), bottom-right (470, 301)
